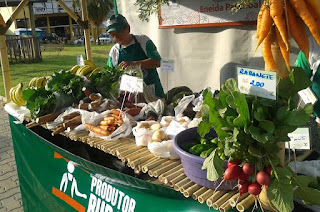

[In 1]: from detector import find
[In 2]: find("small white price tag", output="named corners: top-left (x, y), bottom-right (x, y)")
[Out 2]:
top-left (161, 60), bottom-right (174, 72)
top-left (119, 74), bottom-right (143, 93)
top-left (298, 87), bottom-right (318, 105)
top-left (237, 67), bottom-right (277, 100)
top-left (285, 128), bottom-right (311, 150)
top-left (77, 55), bottom-right (85, 66)
top-left (165, 120), bottom-right (185, 139)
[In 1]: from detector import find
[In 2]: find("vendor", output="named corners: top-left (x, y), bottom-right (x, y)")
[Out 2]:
top-left (106, 14), bottom-right (165, 98)
top-left (295, 36), bottom-right (320, 124)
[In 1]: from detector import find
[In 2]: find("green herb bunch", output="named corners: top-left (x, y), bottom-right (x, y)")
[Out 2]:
top-left (199, 67), bottom-right (320, 212)
top-left (23, 70), bottom-right (86, 118)
top-left (87, 65), bottom-right (122, 99)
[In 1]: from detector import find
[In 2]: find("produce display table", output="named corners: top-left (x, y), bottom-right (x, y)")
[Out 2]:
top-left (9, 113), bottom-right (317, 212)
top-left (9, 115), bottom-right (213, 212)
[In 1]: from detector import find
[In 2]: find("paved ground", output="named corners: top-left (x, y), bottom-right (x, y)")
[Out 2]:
top-left (0, 104), bottom-right (23, 212)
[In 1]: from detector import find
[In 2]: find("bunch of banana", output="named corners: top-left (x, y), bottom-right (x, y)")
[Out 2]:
top-left (75, 65), bottom-right (95, 77)
top-left (69, 65), bottom-right (80, 74)
top-left (88, 67), bottom-right (101, 78)
top-left (9, 83), bottom-right (26, 106)
top-left (84, 59), bottom-right (96, 68)
top-left (28, 76), bottom-right (47, 88)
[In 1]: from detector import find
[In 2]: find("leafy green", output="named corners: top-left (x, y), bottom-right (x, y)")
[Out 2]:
top-left (268, 177), bottom-right (294, 212)
top-left (24, 70), bottom-right (86, 118)
top-left (88, 65), bottom-right (122, 99)
top-left (293, 175), bottom-right (320, 205)
top-left (23, 88), bottom-right (56, 119)
top-left (202, 149), bottom-right (225, 181)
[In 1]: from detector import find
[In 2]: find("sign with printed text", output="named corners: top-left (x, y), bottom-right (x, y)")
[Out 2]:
top-left (161, 60), bottom-right (174, 72)
top-left (119, 75), bottom-right (143, 93)
top-left (237, 67), bottom-right (277, 100)
top-left (298, 87), bottom-right (318, 105)
top-left (159, 0), bottom-right (262, 28)
top-left (285, 128), bottom-right (311, 150)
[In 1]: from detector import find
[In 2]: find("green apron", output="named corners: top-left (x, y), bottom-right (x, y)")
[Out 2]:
top-left (118, 36), bottom-right (165, 98)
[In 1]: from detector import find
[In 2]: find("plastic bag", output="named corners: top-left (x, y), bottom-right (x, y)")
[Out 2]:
top-left (132, 120), bottom-right (159, 146)
top-left (288, 160), bottom-right (320, 177)
top-left (46, 107), bottom-right (91, 133)
top-left (4, 102), bottom-right (31, 123)
top-left (188, 117), bottom-right (202, 128)
top-left (82, 109), bottom-right (132, 140)
top-left (174, 94), bottom-right (195, 117)
top-left (133, 99), bottom-right (165, 120)
top-left (148, 140), bottom-right (179, 159)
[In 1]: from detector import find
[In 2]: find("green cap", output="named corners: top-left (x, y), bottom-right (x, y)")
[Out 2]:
top-left (106, 14), bottom-right (128, 33)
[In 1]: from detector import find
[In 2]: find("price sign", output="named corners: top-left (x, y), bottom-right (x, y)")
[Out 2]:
top-left (237, 67), bottom-right (277, 100)
top-left (119, 74), bottom-right (143, 93)
top-left (285, 128), bottom-right (311, 150)
top-left (77, 55), bottom-right (84, 66)
top-left (298, 87), bottom-right (318, 105)
top-left (161, 60), bottom-right (174, 72)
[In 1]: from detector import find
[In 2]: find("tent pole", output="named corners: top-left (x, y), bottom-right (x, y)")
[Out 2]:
top-left (0, 35), bottom-right (12, 102)
top-left (81, 0), bottom-right (92, 61)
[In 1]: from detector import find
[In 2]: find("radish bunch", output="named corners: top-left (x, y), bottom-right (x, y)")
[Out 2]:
top-left (223, 162), bottom-right (271, 197)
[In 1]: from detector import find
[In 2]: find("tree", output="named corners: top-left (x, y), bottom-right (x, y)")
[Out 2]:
top-left (87, 0), bottom-right (113, 45)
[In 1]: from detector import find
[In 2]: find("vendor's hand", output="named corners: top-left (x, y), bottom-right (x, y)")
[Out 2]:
top-left (119, 61), bottom-right (135, 70)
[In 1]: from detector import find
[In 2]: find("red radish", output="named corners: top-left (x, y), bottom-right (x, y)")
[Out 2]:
top-left (227, 160), bottom-right (239, 167)
top-left (264, 166), bottom-right (272, 176)
top-left (224, 165), bottom-right (242, 180)
top-left (238, 171), bottom-right (249, 181)
top-left (238, 180), bottom-right (249, 196)
top-left (214, 165), bottom-right (243, 192)
top-left (248, 183), bottom-right (262, 195)
top-left (242, 163), bottom-right (255, 176)
top-left (256, 171), bottom-right (270, 185)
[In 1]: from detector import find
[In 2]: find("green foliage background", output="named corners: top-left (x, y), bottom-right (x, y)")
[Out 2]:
top-left (0, 43), bottom-right (113, 97)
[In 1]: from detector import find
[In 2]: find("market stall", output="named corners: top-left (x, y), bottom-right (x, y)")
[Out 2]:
top-left (2, 0), bottom-right (320, 212)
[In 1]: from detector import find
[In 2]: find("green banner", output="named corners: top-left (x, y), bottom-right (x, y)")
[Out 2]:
top-left (9, 115), bottom-right (216, 212)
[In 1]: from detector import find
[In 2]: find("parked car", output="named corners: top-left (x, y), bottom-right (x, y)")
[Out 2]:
top-left (42, 32), bottom-right (60, 43)
top-left (96, 33), bottom-right (114, 44)
top-left (73, 36), bottom-right (94, 45)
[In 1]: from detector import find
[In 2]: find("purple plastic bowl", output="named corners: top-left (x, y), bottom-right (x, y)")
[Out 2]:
top-left (173, 127), bottom-right (237, 190)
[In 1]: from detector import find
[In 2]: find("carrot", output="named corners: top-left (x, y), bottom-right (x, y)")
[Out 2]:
top-left (262, 31), bottom-right (278, 72)
top-left (275, 26), bottom-right (290, 71)
top-left (305, 0), bottom-right (320, 18)
top-left (85, 123), bottom-right (110, 136)
top-left (110, 109), bottom-right (120, 115)
top-left (286, 2), bottom-right (309, 59)
top-left (270, 0), bottom-right (289, 51)
top-left (305, 1), bottom-right (320, 39)
top-left (99, 119), bottom-right (115, 126)
top-left (255, 7), bottom-right (273, 52)
top-left (256, 3), bottom-right (267, 39)
top-left (290, 0), bottom-right (320, 46)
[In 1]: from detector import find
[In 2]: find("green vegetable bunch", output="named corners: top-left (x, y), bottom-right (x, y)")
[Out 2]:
top-left (88, 65), bottom-right (122, 99)
top-left (23, 70), bottom-right (86, 118)
top-left (199, 67), bottom-right (320, 212)
top-left (199, 67), bottom-right (312, 165)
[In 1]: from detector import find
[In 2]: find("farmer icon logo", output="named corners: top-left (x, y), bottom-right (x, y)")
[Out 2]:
top-left (60, 161), bottom-right (87, 199)
top-left (52, 152), bottom-right (88, 212)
